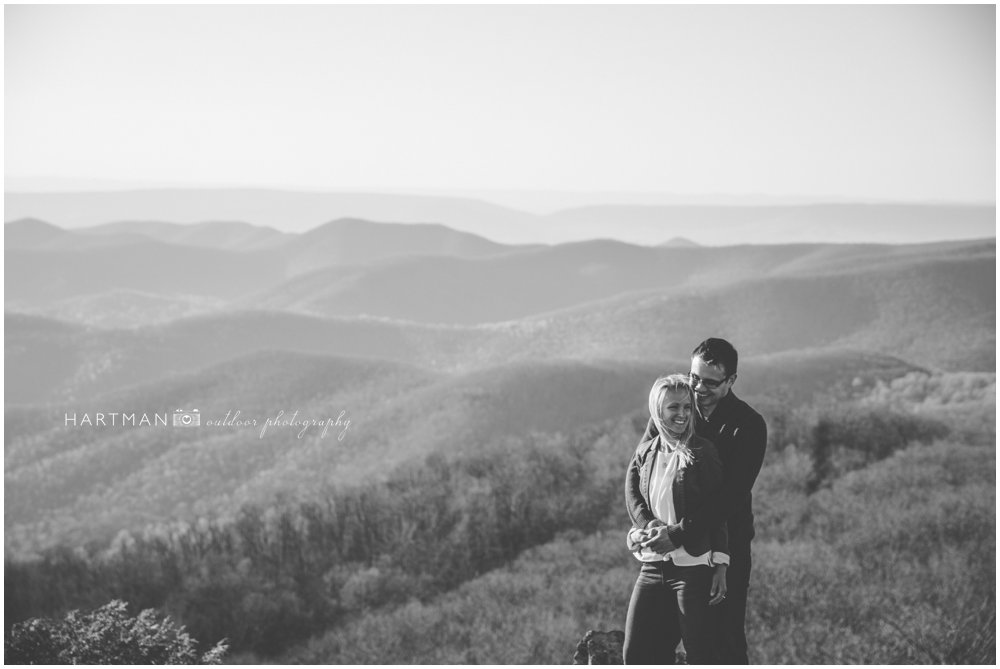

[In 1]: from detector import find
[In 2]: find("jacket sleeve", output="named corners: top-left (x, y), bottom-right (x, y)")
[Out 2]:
top-left (625, 528), bottom-right (642, 553)
top-left (625, 442), bottom-right (657, 530)
top-left (702, 440), bottom-right (729, 556)
top-left (664, 436), bottom-right (728, 549)
top-left (710, 521), bottom-right (729, 558)
top-left (724, 412), bottom-right (768, 525)
top-left (709, 412), bottom-right (768, 547)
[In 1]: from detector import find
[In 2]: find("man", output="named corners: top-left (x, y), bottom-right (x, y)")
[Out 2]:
top-left (626, 337), bottom-right (767, 664)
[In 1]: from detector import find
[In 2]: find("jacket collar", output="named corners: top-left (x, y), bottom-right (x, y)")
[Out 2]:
top-left (637, 434), bottom-right (658, 458)
top-left (637, 432), bottom-right (683, 457)
top-left (702, 389), bottom-right (740, 424)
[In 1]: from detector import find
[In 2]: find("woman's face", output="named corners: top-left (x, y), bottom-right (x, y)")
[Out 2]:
top-left (658, 387), bottom-right (693, 438)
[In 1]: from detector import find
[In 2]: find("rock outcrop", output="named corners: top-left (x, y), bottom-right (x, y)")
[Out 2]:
top-left (573, 630), bottom-right (624, 664)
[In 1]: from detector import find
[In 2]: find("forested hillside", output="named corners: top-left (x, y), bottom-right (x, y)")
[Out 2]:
top-left (4, 350), bottom-right (923, 557)
top-left (277, 439), bottom-right (993, 664)
top-left (5, 218), bottom-right (995, 664)
top-left (6, 370), bottom-right (993, 662)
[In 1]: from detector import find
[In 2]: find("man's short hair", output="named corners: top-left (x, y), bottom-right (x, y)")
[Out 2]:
top-left (692, 338), bottom-right (738, 377)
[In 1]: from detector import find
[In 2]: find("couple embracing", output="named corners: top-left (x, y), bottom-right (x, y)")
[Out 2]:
top-left (623, 338), bottom-right (767, 665)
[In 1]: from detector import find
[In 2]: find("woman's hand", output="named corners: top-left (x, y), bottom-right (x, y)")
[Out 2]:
top-left (639, 525), bottom-right (676, 554)
top-left (709, 564), bottom-right (728, 606)
top-left (627, 528), bottom-right (647, 548)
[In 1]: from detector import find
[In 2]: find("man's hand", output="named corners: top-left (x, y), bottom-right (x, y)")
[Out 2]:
top-left (640, 525), bottom-right (676, 554)
top-left (709, 564), bottom-right (728, 605)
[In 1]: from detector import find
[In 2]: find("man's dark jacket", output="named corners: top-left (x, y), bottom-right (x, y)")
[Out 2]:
top-left (628, 390), bottom-right (767, 548)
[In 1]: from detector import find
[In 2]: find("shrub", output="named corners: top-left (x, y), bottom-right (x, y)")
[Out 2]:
top-left (4, 599), bottom-right (228, 665)
top-left (804, 405), bottom-right (949, 492)
top-left (338, 558), bottom-right (415, 611)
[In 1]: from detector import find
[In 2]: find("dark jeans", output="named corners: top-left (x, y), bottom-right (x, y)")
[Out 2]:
top-left (712, 540), bottom-right (752, 664)
top-left (623, 561), bottom-right (714, 665)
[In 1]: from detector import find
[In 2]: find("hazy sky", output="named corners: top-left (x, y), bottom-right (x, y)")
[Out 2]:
top-left (5, 4), bottom-right (996, 203)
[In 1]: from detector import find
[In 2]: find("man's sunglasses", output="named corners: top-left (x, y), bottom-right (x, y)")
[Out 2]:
top-left (689, 373), bottom-right (731, 390)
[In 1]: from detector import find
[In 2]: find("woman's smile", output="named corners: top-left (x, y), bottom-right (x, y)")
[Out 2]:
top-left (659, 388), bottom-right (692, 437)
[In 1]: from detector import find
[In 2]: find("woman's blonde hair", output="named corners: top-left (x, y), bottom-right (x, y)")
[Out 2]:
top-left (648, 373), bottom-right (696, 466)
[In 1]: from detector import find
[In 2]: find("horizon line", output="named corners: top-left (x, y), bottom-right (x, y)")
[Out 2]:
top-left (4, 184), bottom-right (995, 209)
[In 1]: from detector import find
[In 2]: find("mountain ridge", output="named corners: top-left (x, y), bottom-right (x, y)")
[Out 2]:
top-left (6, 245), bottom-right (992, 406)
top-left (5, 190), bottom-right (994, 245)
top-left (241, 237), bottom-right (994, 325)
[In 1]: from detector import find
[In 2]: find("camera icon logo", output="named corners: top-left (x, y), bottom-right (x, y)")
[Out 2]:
top-left (173, 409), bottom-right (201, 427)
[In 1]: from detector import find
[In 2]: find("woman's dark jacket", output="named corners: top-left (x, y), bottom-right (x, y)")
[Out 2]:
top-left (625, 433), bottom-right (728, 557)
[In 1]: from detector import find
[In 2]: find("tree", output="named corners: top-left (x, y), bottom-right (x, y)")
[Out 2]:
top-left (5, 599), bottom-right (228, 665)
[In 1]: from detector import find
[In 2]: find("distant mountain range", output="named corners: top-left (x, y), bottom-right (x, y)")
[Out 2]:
top-left (540, 202), bottom-right (996, 246)
top-left (5, 189), bottom-right (995, 245)
top-left (4, 207), bottom-right (995, 558)
top-left (81, 219), bottom-right (292, 250)
top-left (243, 237), bottom-right (994, 325)
top-left (6, 217), bottom-right (993, 327)
top-left (4, 217), bottom-right (533, 311)
top-left (278, 217), bottom-right (526, 275)
top-left (6, 236), bottom-right (992, 407)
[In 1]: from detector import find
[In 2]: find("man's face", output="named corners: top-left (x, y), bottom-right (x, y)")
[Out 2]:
top-left (689, 355), bottom-right (735, 415)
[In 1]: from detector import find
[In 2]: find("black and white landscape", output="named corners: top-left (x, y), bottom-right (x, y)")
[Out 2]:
top-left (5, 206), bottom-right (995, 662)
top-left (4, 4), bottom-right (995, 666)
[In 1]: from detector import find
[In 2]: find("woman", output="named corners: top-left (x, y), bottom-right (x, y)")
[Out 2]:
top-left (622, 374), bottom-right (729, 665)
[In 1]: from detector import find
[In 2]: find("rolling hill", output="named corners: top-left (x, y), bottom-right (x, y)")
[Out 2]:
top-left (5, 218), bottom-right (75, 248)
top-left (285, 238), bottom-right (994, 323)
top-left (244, 238), bottom-right (993, 325)
top-left (4, 347), bottom-right (922, 557)
top-left (5, 218), bottom-right (161, 251)
top-left (3, 310), bottom-right (469, 405)
top-left (5, 351), bottom-right (440, 548)
top-left (275, 439), bottom-right (995, 664)
top-left (5, 241), bottom-right (287, 304)
top-left (7, 217), bottom-right (991, 326)
top-left (5, 241), bottom-right (992, 406)
top-left (4, 353), bottom-right (655, 556)
top-left (79, 220), bottom-right (292, 250)
top-left (7, 290), bottom-right (229, 330)
top-left (244, 240), bottom-right (695, 323)
top-left (275, 218), bottom-right (528, 276)
top-left (512, 254), bottom-right (994, 372)
top-left (77, 217), bottom-right (525, 267)
top-left (4, 314), bottom-right (93, 406)
top-left (4, 217), bottom-right (534, 309)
